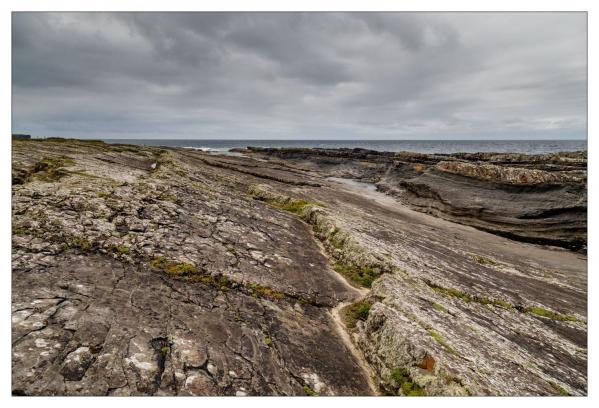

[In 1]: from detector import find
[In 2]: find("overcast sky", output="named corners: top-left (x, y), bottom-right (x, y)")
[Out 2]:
top-left (12, 12), bottom-right (587, 140)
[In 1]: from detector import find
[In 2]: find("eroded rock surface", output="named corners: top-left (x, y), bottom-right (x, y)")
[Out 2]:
top-left (12, 139), bottom-right (370, 396)
top-left (12, 139), bottom-right (587, 396)
top-left (238, 147), bottom-right (587, 251)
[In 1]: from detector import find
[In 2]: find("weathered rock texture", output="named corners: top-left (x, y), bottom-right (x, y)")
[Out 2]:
top-left (12, 139), bottom-right (370, 396)
top-left (238, 147), bottom-right (587, 251)
top-left (12, 139), bottom-right (587, 396)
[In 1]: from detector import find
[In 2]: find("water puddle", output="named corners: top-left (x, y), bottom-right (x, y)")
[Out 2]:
top-left (326, 177), bottom-right (399, 207)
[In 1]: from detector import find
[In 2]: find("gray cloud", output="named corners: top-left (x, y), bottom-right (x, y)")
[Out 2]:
top-left (12, 12), bottom-right (587, 139)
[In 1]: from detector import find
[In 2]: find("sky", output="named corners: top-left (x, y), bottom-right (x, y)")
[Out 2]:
top-left (12, 12), bottom-right (587, 140)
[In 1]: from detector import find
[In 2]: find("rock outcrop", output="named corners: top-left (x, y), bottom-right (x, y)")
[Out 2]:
top-left (239, 147), bottom-right (587, 251)
top-left (12, 139), bottom-right (587, 396)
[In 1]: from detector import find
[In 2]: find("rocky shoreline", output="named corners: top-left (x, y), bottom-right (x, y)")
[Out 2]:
top-left (12, 139), bottom-right (587, 396)
top-left (236, 147), bottom-right (587, 251)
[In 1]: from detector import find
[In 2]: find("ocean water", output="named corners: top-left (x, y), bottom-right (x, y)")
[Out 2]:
top-left (103, 139), bottom-right (586, 155)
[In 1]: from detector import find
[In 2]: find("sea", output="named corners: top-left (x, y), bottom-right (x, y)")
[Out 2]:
top-left (102, 139), bottom-right (586, 155)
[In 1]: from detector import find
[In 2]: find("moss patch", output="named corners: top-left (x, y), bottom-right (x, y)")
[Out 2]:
top-left (341, 299), bottom-right (372, 329)
top-left (390, 368), bottom-right (426, 396)
top-left (30, 156), bottom-right (75, 182)
top-left (468, 252), bottom-right (502, 266)
top-left (268, 198), bottom-right (325, 214)
top-left (67, 236), bottom-right (92, 251)
top-left (303, 385), bottom-right (318, 396)
top-left (548, 381), bottom-right (570, 396)
top-left (249, 284), bottom-right (285, 300)
top-left (526, 306), bottom-right (578, 322)
top-left (428, 329), bottom-right (459, 356)
top-left (149, 256), bottom-right (198, 276)
top-left (115, 245), bottom-right (130, 255)
top-left (67, 170), bottom-right (99, 179)
top-left (431, 301), bottom-right (448, 313)
top-left (427, 282), bottom-right (513, 310)
top-left (333, 261), bottom-right (381, 288)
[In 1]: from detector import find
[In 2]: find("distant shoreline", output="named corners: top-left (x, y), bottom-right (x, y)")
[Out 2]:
top-left (97, 138), bottom-right (587, 155)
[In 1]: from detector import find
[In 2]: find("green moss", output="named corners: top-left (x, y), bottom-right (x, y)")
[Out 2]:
top-left (303, 385), bottom-right (318, 396)
top-left (189, 273), bottom-right (232, 291)
top-left (12, 225), bottom-right (30, 236)
top-left (149, 257), bottom-right (198, 276)
top-left (116, 245), bottom-right (130, 255)
top-left (431, 285), bottom-right (473, 302)
top-left (29, 156), bottom-right (75, 182)
top-left (264, 337), bottom-right (273, 346)
top-left (548, 381), bottom-right (569, 396)
top-left (67, 236), bottom-right (92, 251)
top-left (275, 199), bottom-right (324, 214)
top-left (67, 170), bottom-right (99, 179)
top-left (328, 228), bottom-right (346, 249)
top-left (251, 193), bottom-right (325, 215)
top-left (333, 261), bottom-right (381, 288)
top-left (468, 252), bottom-right (502, 266)
top-left (149, 256), bottom-right (167, 269)
top-left (165, 262), bottom-right (198, 276)
top-left (341, 299), bottom-right (372, 329)
top-left (158, 192), bottom-right (178, 202)
top-left (428, 282), bottom-right (513, 310)
top-left (249, 284), bottom-right (285, 300)
top-left (161, 346), bottom-right (170, 354)
top-left (428, 329), bottom-right (459, 355)
top-left (431, 282), bottom-right (577, 321)
top-left (390, 368), bottom-right (426, 396)
top-left (526, 306), bottom-right (578, 322)
top-left (491, 299), bottom-right (513, 309)
top-left (96, 191), bottom-right (111, 198)
top-left (431, 302), bottom-right (448, 313)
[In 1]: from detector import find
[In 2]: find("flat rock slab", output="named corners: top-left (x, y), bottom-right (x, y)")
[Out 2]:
top-left (12, 254), bottom-right (372, 396)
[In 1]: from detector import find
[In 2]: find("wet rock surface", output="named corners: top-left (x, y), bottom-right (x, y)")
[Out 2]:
top-left (239, 147), bottom-right (587, 251)
top-left (13, 139), bottom-right (587, 396)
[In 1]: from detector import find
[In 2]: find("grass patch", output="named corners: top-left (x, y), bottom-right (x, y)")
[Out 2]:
top-left (333, 261), bottom-right (381, 288)
top-left (341, 299), bottom-right (372, 329)
top-left (390, 368), bottom-right (426, 396)
top-left (428, 329), bottom-right (459, 356)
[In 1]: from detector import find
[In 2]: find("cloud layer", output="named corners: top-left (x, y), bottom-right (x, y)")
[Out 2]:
top-left (12, 12), bottom-right (587, 139)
